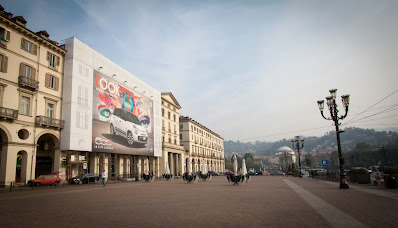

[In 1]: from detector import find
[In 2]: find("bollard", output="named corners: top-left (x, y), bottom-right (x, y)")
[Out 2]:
top-left (9, 181), bottom-right (12, 192)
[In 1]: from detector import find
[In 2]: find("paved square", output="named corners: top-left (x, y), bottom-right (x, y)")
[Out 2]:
top-left (0, 176), bottom-right (397, 227)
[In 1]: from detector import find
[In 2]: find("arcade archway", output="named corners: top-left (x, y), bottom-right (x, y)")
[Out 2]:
top-left (36, 133), bottom-right (59, 177)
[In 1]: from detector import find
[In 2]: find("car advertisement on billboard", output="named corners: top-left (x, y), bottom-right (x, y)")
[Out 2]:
top-left (92, 70), bottom-right (154, 155)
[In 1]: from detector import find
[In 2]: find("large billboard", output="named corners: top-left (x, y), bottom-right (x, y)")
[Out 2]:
top-left (92, 70), bottom-right (154, 155)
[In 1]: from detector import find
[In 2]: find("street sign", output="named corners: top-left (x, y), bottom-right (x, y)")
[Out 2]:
top-left (322, 160), bottom-right (328, 167)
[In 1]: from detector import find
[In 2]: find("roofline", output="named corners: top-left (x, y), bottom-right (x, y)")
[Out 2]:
top-left (0, 12), bottom-right (66, 54)
top-left (179, 115), bottom-right (224, 140)
top-left (161, 92), bottom-right (181, 109)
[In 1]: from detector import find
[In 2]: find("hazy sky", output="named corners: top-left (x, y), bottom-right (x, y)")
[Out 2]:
top-left (3, 0), bottom-right (398, 142)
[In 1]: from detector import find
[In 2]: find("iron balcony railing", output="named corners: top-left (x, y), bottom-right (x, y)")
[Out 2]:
top-left (0, 107), bottom-right (18, 120)
top-left (18, 76), bottom-right (39, 90)
top-left (36, 116), bottom-right (64, 129)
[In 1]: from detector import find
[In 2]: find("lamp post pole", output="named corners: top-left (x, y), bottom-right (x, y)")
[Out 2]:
top-left (379, 145), bottom-right (386, 172)
top-left (292, 136), bottom-right (304, 177)
top-left (317, 89), bottom-right (350, 189)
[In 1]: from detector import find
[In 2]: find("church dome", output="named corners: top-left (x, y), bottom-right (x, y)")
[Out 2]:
top-left (277, 146), bottom-right (294, 153)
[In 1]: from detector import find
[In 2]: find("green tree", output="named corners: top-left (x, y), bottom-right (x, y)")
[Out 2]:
top-left (225, 162), bottom-right (233, 171)
top-left (244, 153), bottom-right (254, 161)
top-left (246, 157), bottom-right (254, 170)
top-left (305, 155), bottom-right (316, 168)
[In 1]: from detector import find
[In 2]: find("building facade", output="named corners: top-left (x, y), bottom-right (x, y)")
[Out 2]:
top-left (60, 37), bottom-right (162, 181)
top-left (0, 5), bottom-right (66, 186)
top-left (179, 116), bottom-right (224, 173)
top-left (160, 92), bottom-right (185, 176)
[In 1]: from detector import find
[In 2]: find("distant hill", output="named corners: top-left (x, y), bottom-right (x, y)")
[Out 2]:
top-left (224, 127), bottom-right (398, 157)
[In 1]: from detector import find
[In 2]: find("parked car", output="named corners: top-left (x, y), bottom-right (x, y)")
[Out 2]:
top-left (224, 171), bottom-right (234, 176)
top-left (110, 108), bottom-right (148, 146)
top-left (270, 171), bottom-right (285, 176)
top-left (27, 174), bottom-right (60, 187)
top-left (68, 173), bottom-right (100, 184)
top-left (257, 170), bottom-right (263, 175)
top-left (248, 170), bottom-right (257, 175)
top-left (208, 171), bottom-right (219, 176)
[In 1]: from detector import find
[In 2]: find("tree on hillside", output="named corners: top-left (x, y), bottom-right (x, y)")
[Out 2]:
top-left (244, 153), bottom-right (254, 161)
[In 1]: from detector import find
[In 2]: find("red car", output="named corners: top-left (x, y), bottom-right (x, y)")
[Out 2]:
top-left (27, 174), bottom-right (60, 187)
top-left (224, 171), bottom-right (234, 176)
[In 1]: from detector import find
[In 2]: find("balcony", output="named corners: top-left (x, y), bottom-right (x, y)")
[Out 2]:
top-left (0, 107), bottom-right (18, 120)
top-left (36, 116), bottom-right (64, 129)
top-left (19, 76), bottom-right (39, 90)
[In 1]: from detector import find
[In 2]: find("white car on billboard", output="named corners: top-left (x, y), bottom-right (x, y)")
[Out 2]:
top-left (110, 108), bottom-right (148, 146)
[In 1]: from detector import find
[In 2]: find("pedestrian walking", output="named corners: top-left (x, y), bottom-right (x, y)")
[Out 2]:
top-left (101, 169), bottom-right (107, 187)
top-left (314, 170), bottom-right (318, 180)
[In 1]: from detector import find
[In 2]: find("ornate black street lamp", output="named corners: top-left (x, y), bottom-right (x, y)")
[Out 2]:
top-left (292, 136), bottom-right (304, 177)
top-left (317, 89), bottom-right (350, 189)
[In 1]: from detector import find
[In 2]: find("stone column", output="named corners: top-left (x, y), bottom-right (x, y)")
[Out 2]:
top-left (175, 154), bottom-right (179, 175)
top-left (89, 151), bottom-right (96, 174)
top-left (2, 146), bottom-right (18, 186)
top-left (53, 149), bottom-right (61, 175)
top-left (169, 153), bottom-right (174, 175)
top-left (179, 153), bottom-right (184, 174)
top-left (156, 157), bottom-right (160, 177)
top-left (0, 143), bottom-right (9, 185)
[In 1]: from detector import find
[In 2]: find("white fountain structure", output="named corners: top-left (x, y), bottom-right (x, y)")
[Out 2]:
top-left (142, 158), bottom-right (155, 182)
top-left (226, 155), bottom-right (250, 185)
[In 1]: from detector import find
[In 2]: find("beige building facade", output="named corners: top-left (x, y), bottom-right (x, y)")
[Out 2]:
top-left (180, 116), bottom-right (225, 173)
top-left (0, 5), bottom-right (66, 186)
top-left (160, 92), bottom-right (185, 176)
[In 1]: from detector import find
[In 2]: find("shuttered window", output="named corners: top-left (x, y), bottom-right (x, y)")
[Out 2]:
top-left (0, 27), bottom-right (10, 41)
top-left (20, 38), bottom-right (37, 55)
top-left (19, 63), bottom-right (36, 79)
top-left (0, 53), bottom-right (7, 73)
top-left (45, 73), bottom-right (59, 91)
top-left (47, 51), bottom-right (60, 70)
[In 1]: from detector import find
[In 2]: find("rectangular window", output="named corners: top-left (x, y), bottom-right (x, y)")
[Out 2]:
top-left (25, 41), bottom-right (32, 52)
top-left (0, 53), bottom-right (7, 73)
top-left (76, 111), bottom-right (88, 129)
top-left (20, 96), bottom-right (30, 115)
top-left (46, 103), bottom-right (54, 118)
top-left (78, 86), bottom-right (88, 106)
top-left (47, 52), bottom-right (60, 70)
top-left (78, 64), bottom-right (89, 77)
top-left (0, 86), bottom-right (4, 106)
top-left (49, 53), bottom-right (56, 68)
top-left (45, 74), bottom-right (59, 90)
top-left (19, 63), bottom-right (36, 80)
top-left (24, 65), bottom-right (32, 78)
top-left (21, 38), bottom-right (37, 55)
top-left (0, 27), bottom-right (10, 41)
